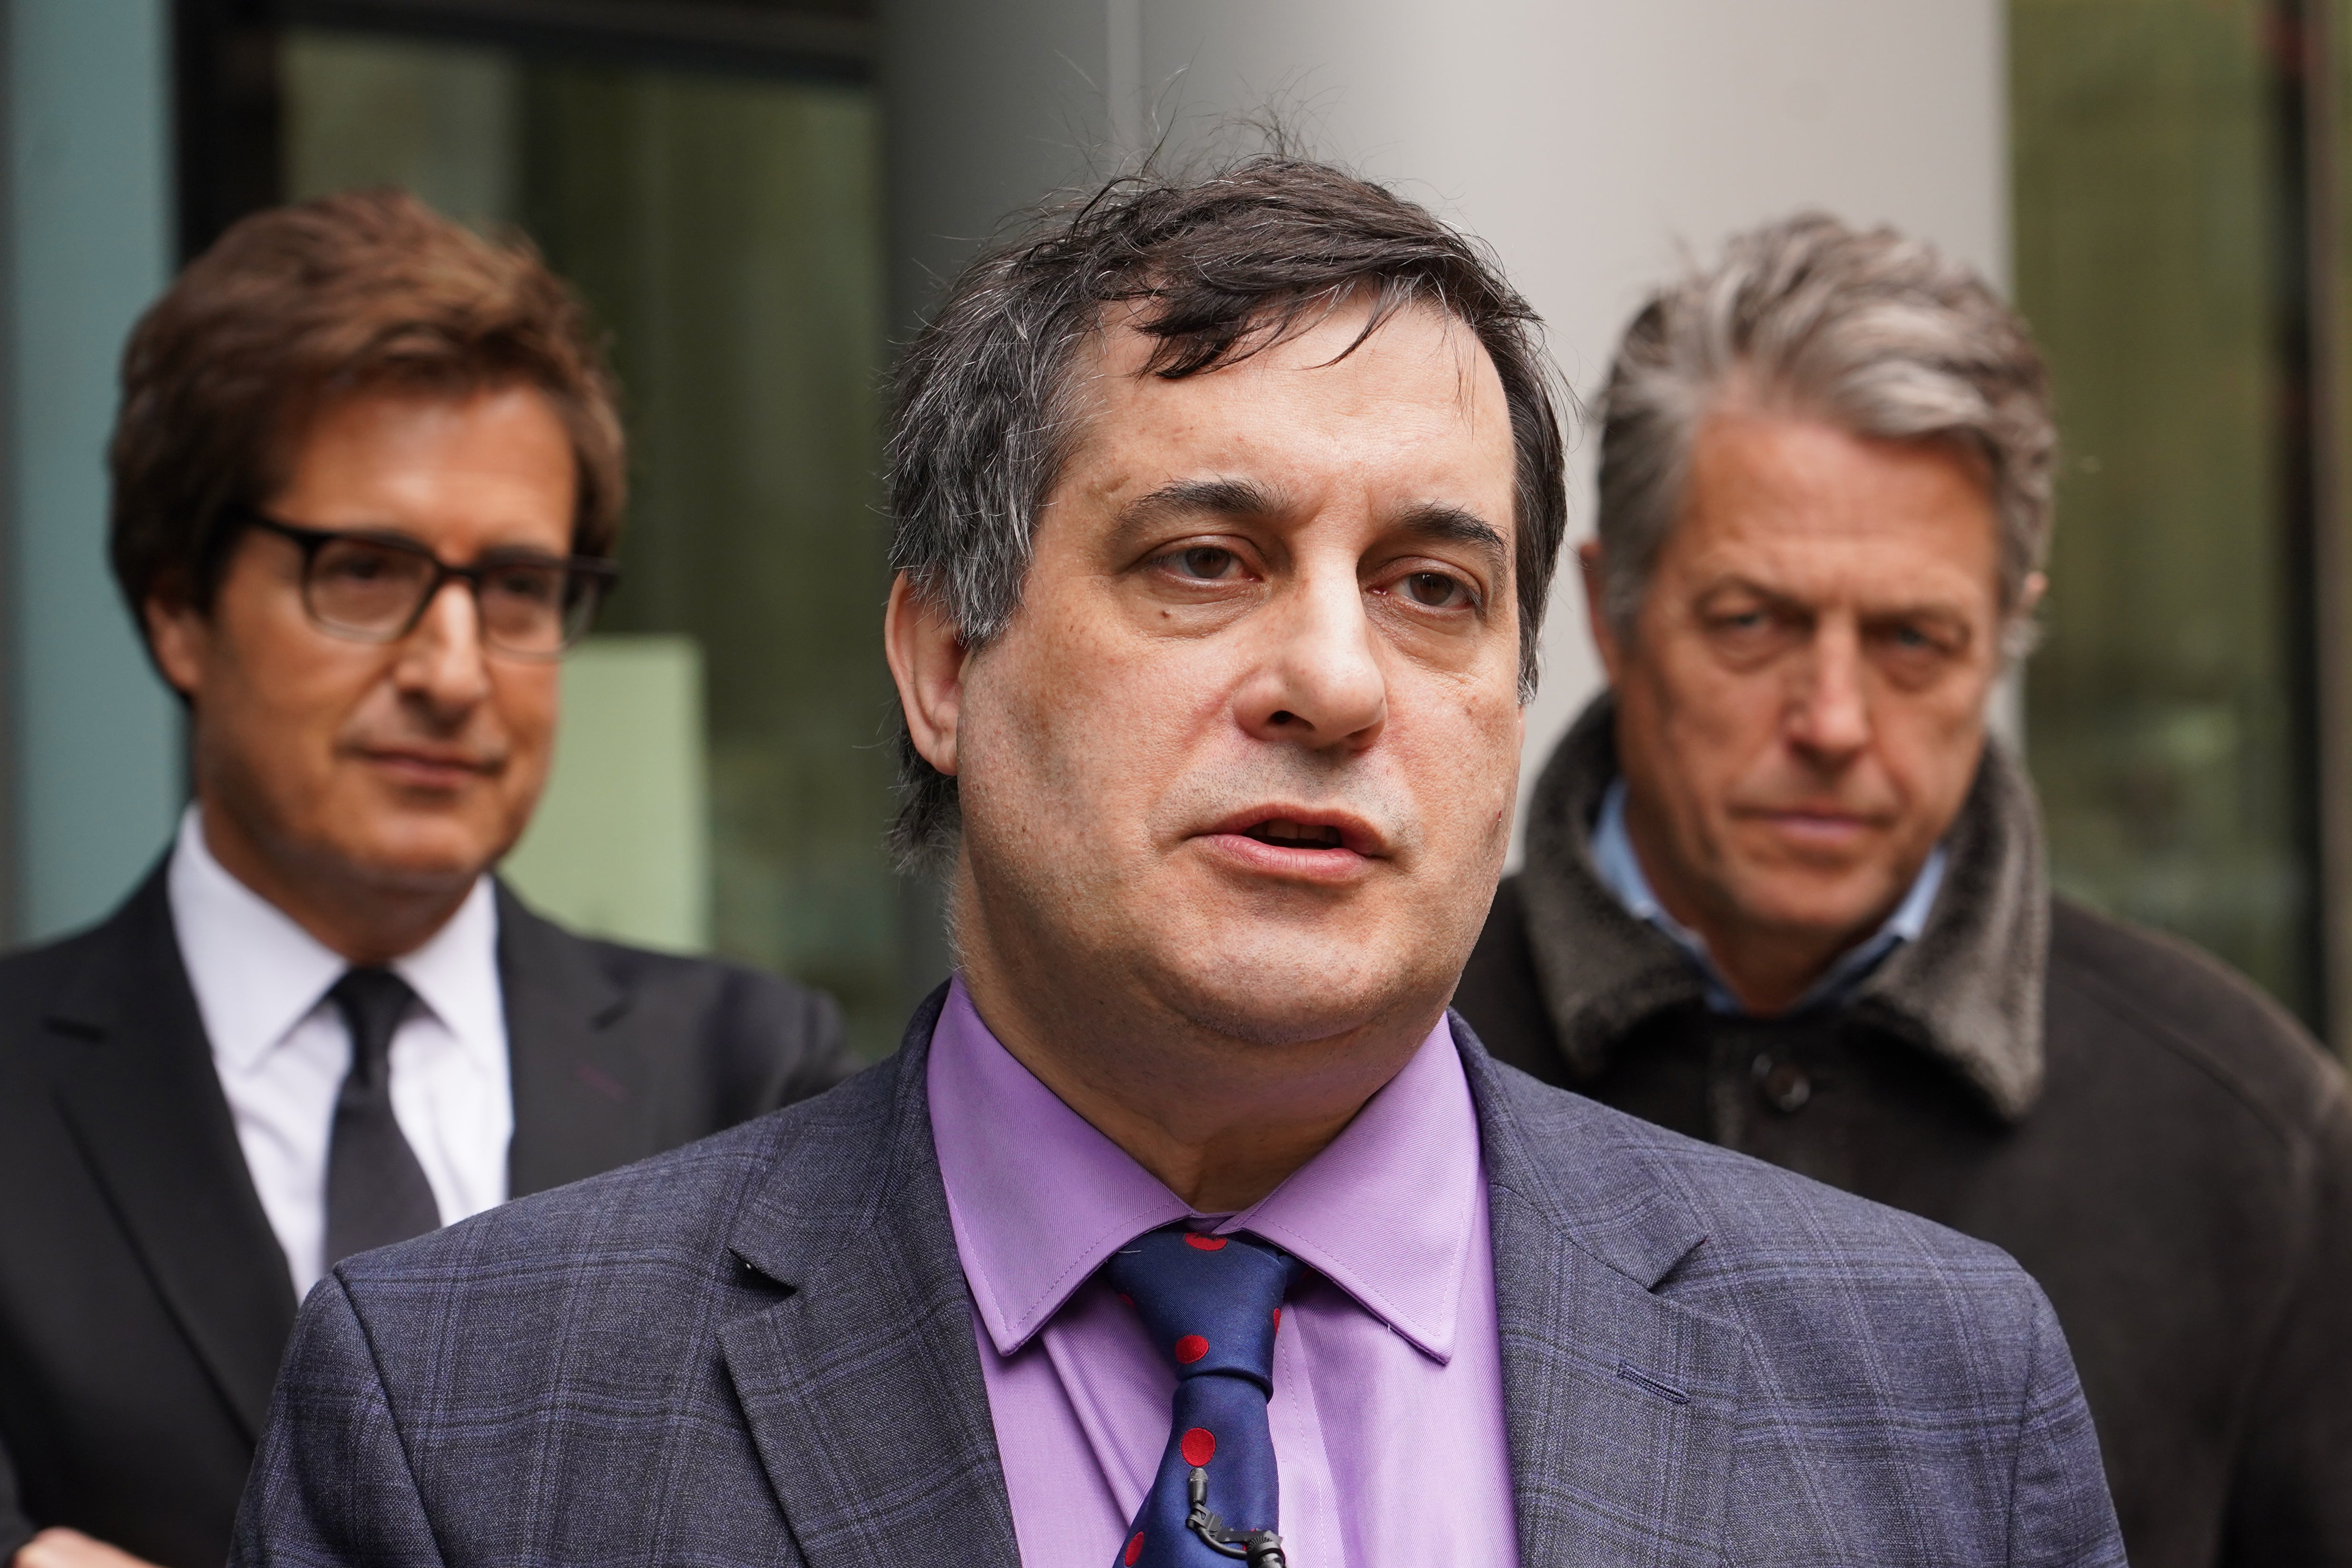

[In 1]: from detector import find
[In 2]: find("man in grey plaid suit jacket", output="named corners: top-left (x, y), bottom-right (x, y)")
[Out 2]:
top-left (233, 156), bottom-right (2124, 1568)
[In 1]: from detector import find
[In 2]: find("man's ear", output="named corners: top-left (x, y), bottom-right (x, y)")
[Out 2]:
top-left (1578, 539), bottom-right (1626, 686)
top-left (142, 579), bottom-right (209, 700)
top-left (2016, 570), bottom-right (2048, 623)
top-left (884, 571), bottom-right (969, 776)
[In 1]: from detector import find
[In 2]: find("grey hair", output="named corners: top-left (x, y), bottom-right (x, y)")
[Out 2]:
top-left (1595, 212), bottom-right (2054, 654)
top-left (883, 153), bottom-right (1570, 873)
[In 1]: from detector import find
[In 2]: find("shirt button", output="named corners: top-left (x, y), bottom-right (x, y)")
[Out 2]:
top-left (1752, 1053), bottom-right (1812, 1114)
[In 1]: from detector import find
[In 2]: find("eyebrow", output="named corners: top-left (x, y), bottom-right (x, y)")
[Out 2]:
top-left (246, 510), bottom-right (574, 565)
top-left (1701, 576), bottom-right (1974, 624)
top-left (1108, 480), bottom-right (1509, 581)
top-left (1394, 503), bottom-right (1509, 582)
top-left (1108, 478), bottom-right (1287, 551)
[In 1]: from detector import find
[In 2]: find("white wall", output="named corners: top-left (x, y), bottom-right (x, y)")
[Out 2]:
top-left (885, 0), bottom-right (2007, 850)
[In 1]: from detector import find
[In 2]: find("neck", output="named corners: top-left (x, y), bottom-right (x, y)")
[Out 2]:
top-left (196, 797), bottom-right (474, 966)
top-left (1681, 919), bottom-right (1852, 1015)
top-left (953, 892), bottom-right (1438, 1214)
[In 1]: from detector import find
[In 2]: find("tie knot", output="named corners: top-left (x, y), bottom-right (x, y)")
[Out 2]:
top-left (1105, 1226), bottom-right (1300, 1388)
top-left (330, 967), bottom-right (416, 1082)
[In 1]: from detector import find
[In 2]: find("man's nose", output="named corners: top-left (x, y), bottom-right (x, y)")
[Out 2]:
top-left (1786, 619), bottom-right (1870, 759)
top-left (1235, 573), bottom-right (1388, 751)
top-left (393, 580), bottom-right (493, 711)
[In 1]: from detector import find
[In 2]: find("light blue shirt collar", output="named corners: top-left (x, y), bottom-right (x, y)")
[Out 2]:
top-left (1590, 777), bottom-right (1946, 1017)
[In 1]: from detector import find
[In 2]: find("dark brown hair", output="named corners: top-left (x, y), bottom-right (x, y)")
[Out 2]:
top-left (886, 153), bottom-right (1570, 869)
top-left (108, 188), bottom-right (625, 626)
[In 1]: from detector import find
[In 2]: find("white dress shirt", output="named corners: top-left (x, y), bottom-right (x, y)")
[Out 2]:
top-left (167, 807), bottom-right (513, 1298)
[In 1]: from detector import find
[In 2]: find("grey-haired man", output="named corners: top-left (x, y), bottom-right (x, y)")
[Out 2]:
top-left (1457, 213), bottom-right (2352, 1568)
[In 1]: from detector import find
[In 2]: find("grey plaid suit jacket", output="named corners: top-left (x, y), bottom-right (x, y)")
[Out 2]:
top-left (232, 992), bottom-right (2124, 1567)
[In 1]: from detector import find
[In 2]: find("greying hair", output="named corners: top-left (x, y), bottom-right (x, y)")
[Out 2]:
top-left (885, 154), bottom-right (1569, 871)
top-left (1595, 212), bottom-right (2053, 649)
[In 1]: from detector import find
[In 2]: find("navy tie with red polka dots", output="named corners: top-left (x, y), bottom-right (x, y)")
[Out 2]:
top-left (1104, 1225), bottom-right (1303, 1568)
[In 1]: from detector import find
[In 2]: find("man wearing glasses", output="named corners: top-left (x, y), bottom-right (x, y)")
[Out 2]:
top-left (0, 190), bottom-right (851, 1568)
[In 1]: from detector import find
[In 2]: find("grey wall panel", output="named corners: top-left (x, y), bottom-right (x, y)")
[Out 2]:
top-left (881, 0), bottom-right (1114, 329)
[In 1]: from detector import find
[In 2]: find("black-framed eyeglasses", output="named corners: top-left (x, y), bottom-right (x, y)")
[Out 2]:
top-left (238, 511), bottom-right (619, 660)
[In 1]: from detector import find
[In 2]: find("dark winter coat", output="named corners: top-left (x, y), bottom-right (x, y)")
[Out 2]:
top-left (1456, 695), bottom-right (2352, 1568)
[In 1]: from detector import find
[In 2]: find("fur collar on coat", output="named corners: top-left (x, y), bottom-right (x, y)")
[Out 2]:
top-left (1516, 693), bottom-right (2051, 1120)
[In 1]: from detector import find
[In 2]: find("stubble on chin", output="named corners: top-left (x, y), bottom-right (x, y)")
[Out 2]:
top-left (959, 823), bottom-right (1442, 1061)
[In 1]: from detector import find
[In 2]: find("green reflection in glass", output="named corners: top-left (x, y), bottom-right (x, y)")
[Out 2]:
top-left (2012, 0), bottom-right (2315, 1021)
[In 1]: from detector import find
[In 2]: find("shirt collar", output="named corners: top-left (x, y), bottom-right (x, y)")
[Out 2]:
top-left (927, 977), bottom-right (1481, 1364)
top-left (167, 805), bottom-right (503, 1075)
top-left (390, 872), bottom-right (504, 1078)
top-left (1590, 776), bottom-right (1946, 1016)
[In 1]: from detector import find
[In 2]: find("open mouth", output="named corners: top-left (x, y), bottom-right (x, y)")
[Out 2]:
top-left (1200, 808), bottom-right (1381, 881)
top-left (1241, 818), bottom-right (1348, 851)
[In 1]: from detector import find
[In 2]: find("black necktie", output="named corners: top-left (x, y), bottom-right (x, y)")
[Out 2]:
top-left (323, 967), bottom-right (441, 1267)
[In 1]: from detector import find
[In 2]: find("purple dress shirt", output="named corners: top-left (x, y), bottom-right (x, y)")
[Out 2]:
top-left (927, 978), bottom-right (1520, 1567)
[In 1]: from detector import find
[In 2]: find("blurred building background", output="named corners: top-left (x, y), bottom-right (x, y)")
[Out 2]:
top-left (0, 0), bottom-right (2343, 1058)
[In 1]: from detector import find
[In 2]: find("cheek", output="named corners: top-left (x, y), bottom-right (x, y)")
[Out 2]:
top-left (494, 671), bottom-right (561, 782)
top-left (193, 648), bottom-right (382, 837)
top-left (1636, 646), bottom-right (1778, 781)
top-left (498, 669), bottom-right (560, 744)
top-left (1000, 610), bottom-right (1225, 787)
top-left (1467, 688), bottom-right (1525, 787)
top-left (1877, 696), bottom-right (1989, 809)
top-left (959, 632), bottom-right (1133, 837)
top-left (1401, 675), bottom-right (1521, 841)
top-left (213, 609), bottom-right (376, 753)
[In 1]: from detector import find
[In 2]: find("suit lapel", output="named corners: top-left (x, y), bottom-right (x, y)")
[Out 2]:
top-left (498, 883), bottom-right (650, 1196)
top-left (717, 991), bottom-right (1019, 1568)
top-left (48, 866), bottom-right (300, 1443)
top-left (1459, 1017), bottom-right (1742, 1567)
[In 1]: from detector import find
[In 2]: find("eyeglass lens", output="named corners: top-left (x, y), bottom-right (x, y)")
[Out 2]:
top-left (306, 536), bottom-right (598, 655)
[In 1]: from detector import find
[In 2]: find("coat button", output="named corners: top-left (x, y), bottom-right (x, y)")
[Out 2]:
top-left (1753, 1053), bottom-right (1812, 1114)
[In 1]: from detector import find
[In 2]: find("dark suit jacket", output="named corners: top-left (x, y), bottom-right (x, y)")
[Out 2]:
top-left (0, 864), bottom-right (853, 1568)
top-left (232, 992), bottom-right (2125, 1568)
